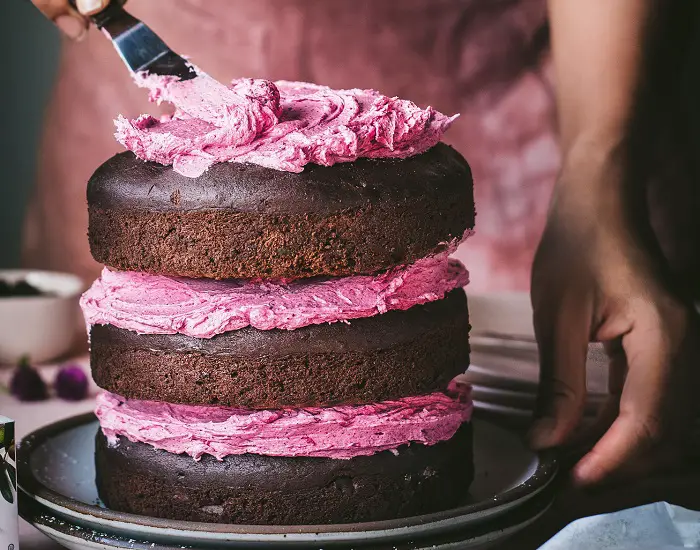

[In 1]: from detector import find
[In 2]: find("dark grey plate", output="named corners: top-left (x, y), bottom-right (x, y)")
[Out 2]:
top-left (18, 413), bottom-right (557, 547)
top-left (20, 490), bottom-right (555, 550)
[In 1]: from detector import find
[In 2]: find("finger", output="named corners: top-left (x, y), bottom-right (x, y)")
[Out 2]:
top-left (573, 316), bottom-right (670, 485)
top-left (529, 296), bottom-right (591, 449)
top-left (32, 0), bottom-right (88, 40)
top-left (572, 411), bottom-right (677, 485)
top-left (76, 0), bottom-right (110, 16)
top-left (33, 0), bottom-right (71, 20)
top-left (54, 14), bottom-right (88, 40)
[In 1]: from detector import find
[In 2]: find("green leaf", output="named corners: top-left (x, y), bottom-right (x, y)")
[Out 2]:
top-left (3, 423), bottom-right (14, 453)
top-left (5, 462), bottom-right (15, 490)
top-left (0, 463), bottom-right (13, 504)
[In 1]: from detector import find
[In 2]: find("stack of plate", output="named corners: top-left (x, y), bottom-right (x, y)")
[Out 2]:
top-left (465, 336), bottom-right (609, 429)
top-left (465, 293), bottom-right (609, 429)
top-left (19, 414), bottom-right (559, 549)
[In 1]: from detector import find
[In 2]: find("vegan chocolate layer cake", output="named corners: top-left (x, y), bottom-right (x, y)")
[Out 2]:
top-left (83, 70), bottom-right (476, 524)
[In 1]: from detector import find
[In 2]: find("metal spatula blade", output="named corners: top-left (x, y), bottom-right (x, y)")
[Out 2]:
top-left (69, 1), bottom-right (196, 80)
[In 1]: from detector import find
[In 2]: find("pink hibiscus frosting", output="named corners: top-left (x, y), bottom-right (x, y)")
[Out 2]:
top-left (95, 378), bottom-right (473, 460)
top-left (80, 253), bottom-right (469, 338)
top-left (115, 70), bottom-right (457, 177)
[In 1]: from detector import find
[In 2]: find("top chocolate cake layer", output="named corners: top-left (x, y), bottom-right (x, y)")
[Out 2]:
top-left (88, 143), bottom-right (472, 215)
top-left (87, 143), bottom-right (474, 279)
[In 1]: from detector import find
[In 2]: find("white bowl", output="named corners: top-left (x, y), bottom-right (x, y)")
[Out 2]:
top-left (468, 291), bottom-right (534, 339)
top-left (0, 270), bottom-right (84, 365)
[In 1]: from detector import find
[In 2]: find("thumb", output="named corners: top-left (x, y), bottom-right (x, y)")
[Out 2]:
top-left (573, 310), bottom-right (675, 485)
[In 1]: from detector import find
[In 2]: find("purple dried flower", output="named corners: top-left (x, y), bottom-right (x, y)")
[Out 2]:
top-left (10, 356), bottom-right (48, 402)
top-left (55, 365), bottom-right (89, 401)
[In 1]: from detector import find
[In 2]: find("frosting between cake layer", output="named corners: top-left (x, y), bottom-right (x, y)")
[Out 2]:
top-left (115, 71), bottom-right (457, 177)
top-left (80, 253), bottom-right (469, 338)
top-left (95, 379), bottom-right (473, 460)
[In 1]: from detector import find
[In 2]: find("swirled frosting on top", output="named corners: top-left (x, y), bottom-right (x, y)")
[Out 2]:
top-left (115, 70), bottom-right (457, 177)
top-left (96, 378), bottom-right (473, 460)
top-left (80, 253), bottom-right (469, 338)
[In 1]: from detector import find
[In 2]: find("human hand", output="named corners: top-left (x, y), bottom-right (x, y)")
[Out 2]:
top-left (31, 0), bottom-right (112, 40)
top-left (529, 150), bottom-right (700, 486)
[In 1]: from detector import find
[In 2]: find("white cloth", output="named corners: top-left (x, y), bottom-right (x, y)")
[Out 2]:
top-left (539, 502), bottom-right (700, 550)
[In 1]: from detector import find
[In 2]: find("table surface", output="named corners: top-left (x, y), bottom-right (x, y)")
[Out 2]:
top-left (5, 365), bottom-right (700, 550)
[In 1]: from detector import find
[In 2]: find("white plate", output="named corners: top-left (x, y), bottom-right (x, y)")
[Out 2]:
top-left (472, 385), bottom-right (538, 409)
top-left (474, 401), bottom-right (533, 419)
top-left (465, 363), bottom-right (539, 394)
top-left (19, 414), bottom-right (557, 548)
top-left (471, 385), bottom-right (606, 413)
top-left (468, 349), bottom-right (609, 397)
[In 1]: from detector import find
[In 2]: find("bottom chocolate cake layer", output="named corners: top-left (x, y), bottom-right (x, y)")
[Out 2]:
top-left (95, 423), bottom-right (474, 525)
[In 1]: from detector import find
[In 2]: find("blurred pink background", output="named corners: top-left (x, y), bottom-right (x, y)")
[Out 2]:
top-left (20, 0), bottom-right (558, 292)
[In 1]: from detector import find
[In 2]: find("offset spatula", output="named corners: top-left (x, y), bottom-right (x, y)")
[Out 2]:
top-left (69, 0), bottom-right (196, 80)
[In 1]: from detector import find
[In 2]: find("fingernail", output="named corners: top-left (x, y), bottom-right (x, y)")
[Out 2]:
top-left (527, 417), bottom-right (558, 449)
top-left (55, 15), bottom-right (87, 41)
top-left (77, 0), bottom-right (107, 15)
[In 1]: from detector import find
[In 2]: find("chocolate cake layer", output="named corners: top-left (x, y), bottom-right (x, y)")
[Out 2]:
top-left (87, 143), bottom-right (474, 279)
top-left (95, 423), bottom-right (474, 525)
top-left (90, 289), bottom-right (469, 408)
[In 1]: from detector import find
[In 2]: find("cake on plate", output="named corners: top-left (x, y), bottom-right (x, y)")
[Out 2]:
top-left (80, 71), bottom-right (476, 524)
